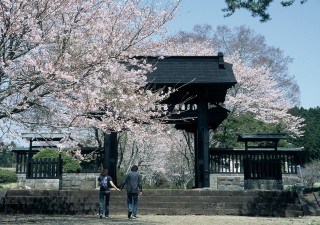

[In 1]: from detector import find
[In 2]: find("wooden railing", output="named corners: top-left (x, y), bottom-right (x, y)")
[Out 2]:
top-left (27, 156), bottom-right (63, 179)
top-left (14, 150), bottom-right (39, 174)
top-left (14, 149), bottom-right (101, 174)
top-left (209, 148), bottom-right (302, 175)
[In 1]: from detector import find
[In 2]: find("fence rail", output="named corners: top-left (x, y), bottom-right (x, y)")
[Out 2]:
top-left (14, 150), bottom-right (101, 174)
top-left (27, 156), bottom-right (62, 179)
top-left (209, 148), bottom-right (302, 175)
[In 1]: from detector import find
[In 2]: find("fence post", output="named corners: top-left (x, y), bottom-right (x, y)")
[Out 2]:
top-left (26, 158), bottom-right (33, 179)
top-left (58, 153), bottom-right (63, 190)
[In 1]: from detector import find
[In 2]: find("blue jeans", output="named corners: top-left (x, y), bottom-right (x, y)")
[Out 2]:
top-left (99, 190), bottom-right (110, 217)
top-left (127, 193), bottom-right (139, 216)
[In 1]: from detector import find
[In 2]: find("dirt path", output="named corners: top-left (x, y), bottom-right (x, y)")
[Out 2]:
top-left (1, 215), bottom-right (320, 225)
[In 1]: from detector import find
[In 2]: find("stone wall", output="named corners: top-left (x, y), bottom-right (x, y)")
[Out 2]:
top-left (17, 173), bottom-right (99, 190)
top-left (210, 173), bottom-right (302, 190)
top-left (17, 174), bottom-right (60, 190)
top-left (1, 189), bottom-right (304, 217)
top-left (210, 174), bottom-right (244, 191)
top-left (16, 172), bottom-right (302, 191)
top-left (62, 173), bottom-right (99, 190)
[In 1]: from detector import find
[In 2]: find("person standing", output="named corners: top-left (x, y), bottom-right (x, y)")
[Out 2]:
top-left (98, 168), bottom-right (120, 219)
top-left (121, 165), bottom-right (142, 219)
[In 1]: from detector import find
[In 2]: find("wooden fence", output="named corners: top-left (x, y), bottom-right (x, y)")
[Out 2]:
top-left (13, 149), bottom-right (101, 174)
top-left (209, 148), bottom-right (302, 177)
top-left (26, 156), bottom-right (62, 179)
top-left (15, 152), bottom-right (29, 174)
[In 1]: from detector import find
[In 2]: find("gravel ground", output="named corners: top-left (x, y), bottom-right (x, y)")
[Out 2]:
top-left (1, 215), bottom-right (320, 225)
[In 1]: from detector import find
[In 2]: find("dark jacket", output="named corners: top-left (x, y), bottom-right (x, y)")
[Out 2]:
top-left (121, 171), bottom-right (142, 193)
top-left (98, 175), bottom-right (112, 191)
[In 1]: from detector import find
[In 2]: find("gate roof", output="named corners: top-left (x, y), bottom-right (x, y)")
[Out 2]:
top-left (145, 54), bottom-right (236, 86)
top-left (238, 133), bottom-right (286, 142)
top-left (21, 133), bottom-right (65, 141)
top-left (142, 53), bottom-right (237, 104)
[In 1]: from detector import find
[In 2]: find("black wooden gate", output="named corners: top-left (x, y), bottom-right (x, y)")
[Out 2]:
top-left (238, 134), bottom-right (287, 182)
top-left (243, 158), bottom-right (282, 180)
top-left (26, 155), bottom-right (63, 179)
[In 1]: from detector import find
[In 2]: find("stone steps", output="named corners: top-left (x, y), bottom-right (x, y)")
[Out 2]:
top-left (1, 189), bottom-right (303, 217)
top-left (111, 207), bottom-right (301, 217)
top-left (297, 191), bottom-right (320, 216)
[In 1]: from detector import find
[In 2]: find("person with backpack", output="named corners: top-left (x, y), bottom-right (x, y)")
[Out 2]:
top-left (120, 165), bottom-right (142, 219)
top-left (98, 168), bottom-right (120, 219)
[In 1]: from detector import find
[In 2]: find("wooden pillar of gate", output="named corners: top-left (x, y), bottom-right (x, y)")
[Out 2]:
top-left (194, 130), bottom-right (199, 188)
top-left (195, 92), bottom-right (210, 188)
top-left (103, 132), bottom-right (118, 185)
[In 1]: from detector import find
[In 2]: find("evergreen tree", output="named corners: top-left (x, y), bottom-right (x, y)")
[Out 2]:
top-left (212, 114), bottom-right (287, 148)
top-left (289, 107), bottom-right (320, 162)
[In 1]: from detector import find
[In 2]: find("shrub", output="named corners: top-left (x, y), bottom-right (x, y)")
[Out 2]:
top-left (284, 184), bottom-right (305, 191)
top-left (0, 168), bottom-right (17, 184)
top-left (301, 160), bottom-right (320, 188)
top-left (62, 153), bottom-right (82, 173)
top-left (33, 148), bottom-right (59, 159)
top-left (33, 148), bottom-right (81, 173)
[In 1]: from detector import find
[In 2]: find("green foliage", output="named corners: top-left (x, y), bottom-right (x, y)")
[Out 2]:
top-left (0, 149), bottom-right (14, 167)
top-left (33, 148), bottom-right (59, 159)
top-left (0, 140), bottom-right (16, 167)
top-left (223, 0), bottom-right (308, 22)
top-left (213, 114), bottom-right (286, 148)
top-left (284, 184), bottom-right (305, 191)
top-left (289, 107), bottom-right (320, 162)
top-left (61, 152), bottom-right (82, 173)
top-left (33, 148), bottom-right (81, 173)
top-left (0, 169), bottom-right (17, 183)
top-left (63, 161), bottom-right (81, 173)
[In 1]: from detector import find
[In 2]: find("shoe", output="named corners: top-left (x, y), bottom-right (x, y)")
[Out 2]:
top-left (128, 211), bottom-right (132, 219)
top-left (99, 215), bottom-right (103, 219)
top-left (105, 216), bottom-right (110, 219)
top-left (132, 215), bottom-right (137, 219)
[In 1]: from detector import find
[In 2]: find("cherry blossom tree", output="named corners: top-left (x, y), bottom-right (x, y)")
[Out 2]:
top-left (212, 25), bottom-right (300, 106)
top-left (225, 53), bottom-right (304, 137)
top-left (164, 129), bottom-right (194, 189)
top-left (176, 25), bottom-right (300, 106)
top-left (0, 0), bottom-right (179, 138)
top-left (116, 123), bottom-right (195, 188)
top-left (117, 123), bottom-right (172, 185)
top-left (167, 29), bottom-right (304, 138)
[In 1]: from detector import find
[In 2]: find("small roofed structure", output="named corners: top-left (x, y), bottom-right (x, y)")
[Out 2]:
top-left (238, 133), bottom-right (286, 151)
top-left (21, 132), bottom-right (65, 152)
top-left (237, 133), bottom-right (289, 190)
top-left (14, 133), bottom-right (65, 180)
top-left (21, 133), bottom-right (65, 141)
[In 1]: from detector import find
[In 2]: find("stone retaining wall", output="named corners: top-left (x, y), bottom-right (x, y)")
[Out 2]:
top-left (16, 173), bottom-right (302, 191)
top-left (1, 189), bottom-right (303, 217)
top-left (210, 174), bottom-right (302, 190)
top-left (17, 173), bottom-right (99, 190)
top-left (62, 173), bottom-right (99, 190)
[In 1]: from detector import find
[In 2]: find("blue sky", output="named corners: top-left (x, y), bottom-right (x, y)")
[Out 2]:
top-left (167, 0), bottom-right (320, 109)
